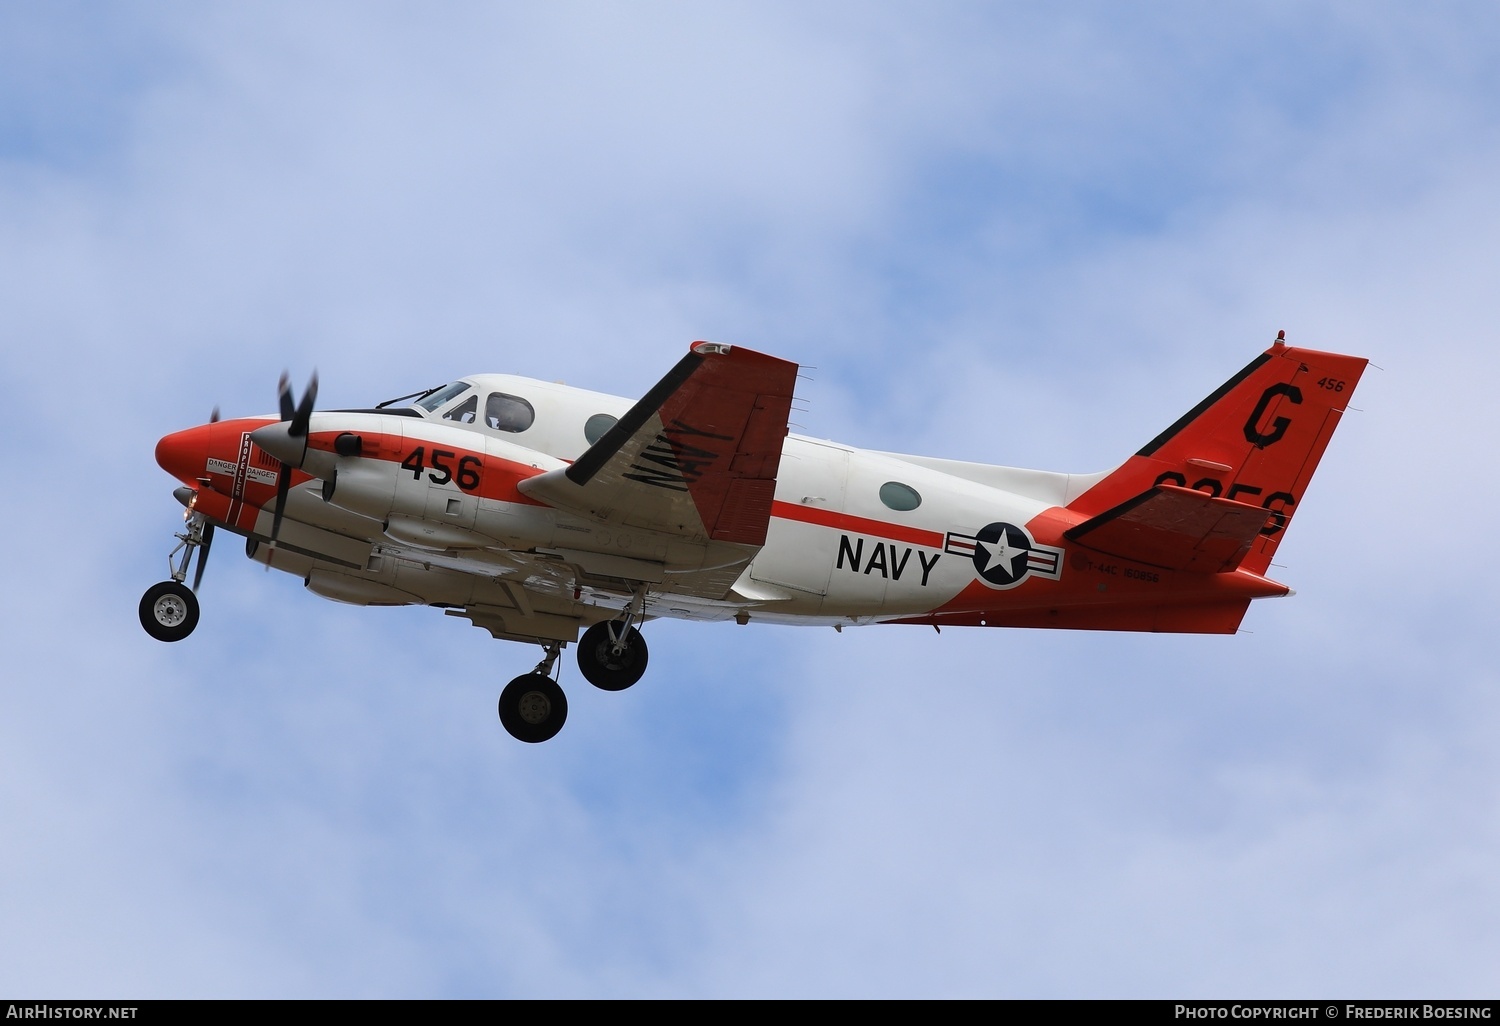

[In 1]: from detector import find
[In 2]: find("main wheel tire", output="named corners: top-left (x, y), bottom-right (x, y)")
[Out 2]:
top-left (498, 673), bottom-right (568, 743)
top-left (139, 581), bottom-right (200, 642)
top-left (576, 621), bottom-right (648, 692)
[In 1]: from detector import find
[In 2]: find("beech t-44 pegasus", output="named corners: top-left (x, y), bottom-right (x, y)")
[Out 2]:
top-left (142, 332), bottom-right (1366, 742)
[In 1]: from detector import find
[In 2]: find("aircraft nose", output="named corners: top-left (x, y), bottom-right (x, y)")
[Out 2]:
top-left (155, 424), bottom-right (214, 484)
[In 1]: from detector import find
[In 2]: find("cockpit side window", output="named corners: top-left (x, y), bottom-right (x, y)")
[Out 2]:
top-left (414, 381), bottom-right (473, 413)
top-left (442, 395), bottom-right (478, 424)
top-left (486, 393), bottom-right (535, 433)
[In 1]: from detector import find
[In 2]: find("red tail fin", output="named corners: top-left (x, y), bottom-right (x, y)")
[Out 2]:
top-left (1067, 334), bottom-right (1367, 575)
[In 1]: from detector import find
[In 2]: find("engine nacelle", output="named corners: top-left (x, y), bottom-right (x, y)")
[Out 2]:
top-left (383, 513), bottom-right (492, 550)
top-left (319, 459), bottom-right (398, 523)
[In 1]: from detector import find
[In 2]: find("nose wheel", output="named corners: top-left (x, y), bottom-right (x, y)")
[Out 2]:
top-left (139, 581), bottom-right (200, 642)
top-left (140, 510), bottom-right (213, 642)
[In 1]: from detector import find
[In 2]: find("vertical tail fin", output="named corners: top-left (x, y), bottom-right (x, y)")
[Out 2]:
top-left (1066, 334), bottom-right (1368, 575)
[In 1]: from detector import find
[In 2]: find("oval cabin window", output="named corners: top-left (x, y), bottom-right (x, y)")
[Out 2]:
top-left (584, 413), bottom-right (618, 445)
top-left (879, 481), bottom-right (922, 511)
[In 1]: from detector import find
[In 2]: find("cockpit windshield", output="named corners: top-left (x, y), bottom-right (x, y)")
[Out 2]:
top-left (412, 381), bottom-right (473, 414)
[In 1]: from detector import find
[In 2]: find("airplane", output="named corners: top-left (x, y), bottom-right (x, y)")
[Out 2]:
top-left (142, 332), bottom-right (1367, 743)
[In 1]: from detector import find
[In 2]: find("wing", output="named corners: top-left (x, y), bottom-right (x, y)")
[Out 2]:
top-left (517, 341), bottom-right (798, 547)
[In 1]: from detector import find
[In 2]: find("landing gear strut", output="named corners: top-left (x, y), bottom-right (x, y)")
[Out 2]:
top-left (498, 641), bottom-right (569, 744)
top-left (577, 589), bottom-right (650, 692)
top-left (497, 591), bottom-right (653, 743)
top-left (577, 621), bottom-right (649, 691)
top-left (139, 511), bottom-right (212, 642)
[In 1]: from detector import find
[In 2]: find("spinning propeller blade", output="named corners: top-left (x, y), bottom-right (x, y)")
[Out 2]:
top-left (278, 372), bottom-right (295, 422)
top-left (270, 465), bottom-right (291, 549)
top-left (192, 522), bottom-right (215, 592)
top-left (268, 371), bottom-right (317, 552)
top-left (289, 372), bottom-right (318, 438)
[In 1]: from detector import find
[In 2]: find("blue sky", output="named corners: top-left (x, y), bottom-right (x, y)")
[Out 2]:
top-left (3, 1), bottom-right (1499, 998)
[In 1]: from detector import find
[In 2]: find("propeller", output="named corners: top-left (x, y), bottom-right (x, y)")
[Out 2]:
top-left (269, 372), bottom-right (318, 550)
top-left (278, 372), bottom-right (295, 422)
top-left (192, 522), bottom-right (215, 592)
top-left (186, 403), bottom-right (221, 593)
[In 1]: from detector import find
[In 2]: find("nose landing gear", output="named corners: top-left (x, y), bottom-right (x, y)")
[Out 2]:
top-left (139, 511), bottom-right (213, 643)
top-left (139, 580), bottom-right (199, 642)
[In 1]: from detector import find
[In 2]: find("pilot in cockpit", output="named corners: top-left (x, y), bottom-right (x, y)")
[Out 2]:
top-left (443, 395), bottom-right (478, 424)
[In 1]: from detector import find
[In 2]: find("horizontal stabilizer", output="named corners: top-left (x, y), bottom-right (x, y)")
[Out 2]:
top-left (1064, 483), bottom-right (1272, 573)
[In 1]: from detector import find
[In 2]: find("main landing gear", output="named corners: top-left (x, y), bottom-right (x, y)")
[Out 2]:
top-left (139, 511), bottom-right (214, 643)
top-left (497, 596), bottom-right (652, 743)
top-left (576, 620), bottom-right (649, 691)
top-left (576, 586), bottom-right (650, 691)
top-left (499, 642), bottom-right (570, 744)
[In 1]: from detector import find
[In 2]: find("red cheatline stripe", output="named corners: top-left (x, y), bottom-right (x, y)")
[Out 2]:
top-left (771, 500), bottom-right (945, 549)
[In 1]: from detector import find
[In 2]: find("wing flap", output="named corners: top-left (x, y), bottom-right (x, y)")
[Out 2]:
top-left (1063, 483), bottom-right (1272, 573)
top-left (445, 604), bottom-right (583, 644)
top-left (714, 477), bottom-right (777, 540)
